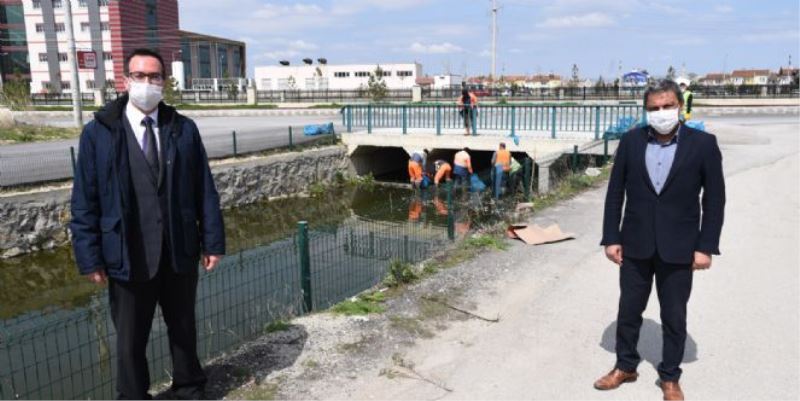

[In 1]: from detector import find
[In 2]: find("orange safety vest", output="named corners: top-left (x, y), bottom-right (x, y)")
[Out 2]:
top-left (408, 160), bottom-right (423, 181)
top-left (495, 149), bottom-right (511, 171)
top-left (434, 162), bottom-right (452, 185)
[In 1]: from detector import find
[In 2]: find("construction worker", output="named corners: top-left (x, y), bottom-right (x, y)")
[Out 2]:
top-left (408, 156), bottom-right (423, 189)
top-left (453, 147), bottom-right (473, 187)
top-left (457, 89), bottom-right (479, 136)
top-left (679, 81), bottom-right (693, 121)
top-left (433, 159), bottom-right (452, 186)
top-left (508, 156), bottom-right (523, 194)
top-left (491, 142), bottom-right (512, 198)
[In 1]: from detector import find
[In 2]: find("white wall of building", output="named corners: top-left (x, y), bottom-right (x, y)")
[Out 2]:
top-left (23, 1), bottom-right (114, 94)
top-left (432, 74), bottom-right (462, 89)
top-left (253, 63), bottom-right (422, 91)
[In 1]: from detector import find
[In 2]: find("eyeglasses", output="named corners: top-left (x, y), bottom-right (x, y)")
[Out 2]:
top-left (128, 71), bottom-right (164, 84)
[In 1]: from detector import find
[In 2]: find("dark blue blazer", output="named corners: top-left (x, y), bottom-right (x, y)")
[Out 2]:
top-left (70, 95), bottom-right (225, 281)
top-left (600, 125), bottom-right (725, 265)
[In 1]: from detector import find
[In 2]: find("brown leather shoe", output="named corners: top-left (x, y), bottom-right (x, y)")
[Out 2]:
top-left (593, 368), bottom-right (639, 390)
top-left (660, 380), bottom-right (684, 401)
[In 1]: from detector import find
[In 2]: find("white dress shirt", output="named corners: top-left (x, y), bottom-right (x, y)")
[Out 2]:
top-left (125, 101), bottom-right (160, 153)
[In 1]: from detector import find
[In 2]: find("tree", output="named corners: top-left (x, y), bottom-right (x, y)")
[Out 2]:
top-left (666, 65), bottom-right (676, 80)
top-left (367, 65), bottom-right (388, 102)
top-left (0, 72), bottom-right (31, 110)
top-left (595, 75), bottom-right (606, 89)
top-left (162, 76), bottom-right (180, 105)
top-left (286, 76), bottom-right (297, 90)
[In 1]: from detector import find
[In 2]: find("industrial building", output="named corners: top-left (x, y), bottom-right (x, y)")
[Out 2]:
top-left (254, 61), bottom-right (422, 91)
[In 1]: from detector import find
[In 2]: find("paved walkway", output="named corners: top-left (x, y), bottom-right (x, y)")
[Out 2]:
top-left (323, 115), bottom-right (799, 400)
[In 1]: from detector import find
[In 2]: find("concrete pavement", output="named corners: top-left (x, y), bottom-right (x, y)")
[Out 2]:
top-left (317, 115), bottom-right (799, 399)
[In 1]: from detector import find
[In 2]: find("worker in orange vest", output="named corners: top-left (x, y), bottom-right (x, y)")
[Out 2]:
top-left (408, 157), bottom-right (423, 189)
top-left (433, 160), bottom-right (452, 186)
top-left (453, 148), bottom-right (473, 187)
top-left (491, 142), bottom-right (512, 198)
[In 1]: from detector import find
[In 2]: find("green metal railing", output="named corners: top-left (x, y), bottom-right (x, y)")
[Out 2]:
top-left (0, 217), bottom-right (451, 400)
top-left (342, 104), bottom-right (644, 139)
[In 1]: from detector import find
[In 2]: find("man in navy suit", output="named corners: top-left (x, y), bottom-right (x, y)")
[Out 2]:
top-left (71, 49), bottom-right (225, 399)
top-left (594, 80), bottom-right (725, 401)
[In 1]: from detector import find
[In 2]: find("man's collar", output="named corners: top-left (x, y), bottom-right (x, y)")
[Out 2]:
top-left (125, 101), bottom-right (159, 126)
top-left (647, 124), bottom-right (681, 145)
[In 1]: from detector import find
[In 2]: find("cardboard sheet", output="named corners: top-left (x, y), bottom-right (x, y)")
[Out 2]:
top-left (507, 223), bottom-right (575, 245)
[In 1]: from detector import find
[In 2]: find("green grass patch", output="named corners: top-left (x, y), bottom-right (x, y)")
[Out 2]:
top-left (382, 259), bottom-right (419, 288)
top-left (226, 382), bottom-right (279, 401)
top-left (463, 234), bottom-right (508, 251)
top-left (264, 319), bottom-right (291, 333)
top-left (532, 166), bottom-right (611, 211)
top-left (0, 124), bottom-right (81, 143)
top-left (330, 291), bottom-right (386, 315)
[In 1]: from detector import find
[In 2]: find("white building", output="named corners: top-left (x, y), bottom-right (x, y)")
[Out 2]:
top-left (23, 0), bottom-right (114, 94)
top-left (254, 62), bottom-right (422, 91)
top-left (432, 74), bottom-right (462, 89)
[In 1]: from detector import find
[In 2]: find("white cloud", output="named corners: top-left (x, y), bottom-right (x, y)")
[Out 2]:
top-left (409, 42), bottom-right (464, 54)
top-left (331, 0), bottom-right (431, 16)
top-left (741, 30), bottom-right (799, 43)
top-left (536, 12), bottom-right (615, 28)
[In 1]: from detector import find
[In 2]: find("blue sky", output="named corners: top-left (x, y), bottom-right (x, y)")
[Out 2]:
top-left (179, 0), bottom-right (800, 80)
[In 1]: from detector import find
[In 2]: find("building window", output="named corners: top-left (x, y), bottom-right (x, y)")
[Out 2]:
top-left (78, 0), bottom-right (86, 6)
top-left (355, 71), bottom-right (369, 77)
top-left (397, 71), bottom-right (413, 77)
top-left (38, 53), bottom-right (47, 62)
top-left (379, 70), bottom-right (392, 77)
top-left (58, 52), bottom-right (68, 62)
top-left (104, 79), bottom-right (114, 88)
top-left (35, 24), bottom-right (44, 32)
top-left (0, 4), bottom-right (25, 24)
top-left (260, 78), bottom-right (271, 89)
top-left (103, 51), bottom-right (112, 61)
top-left (61, 81), bottom-right (70, 90)
top-left (55, 23), bottom-right (66, 32)
top-left (79, 0), bottom-right (108, 6)
top-left (334, 72), bottom-right (350, 78)
top-left (52, 0), bottom-right (62, 7)
top-left (80, 22), bottom-right (90, 32)
top-left (32, 0), bottom-right (41, 9)
top-left (42, 81), bottom-right (52, 90)
top-left (86, 80), bottom-right (95, 89)
top-left (100, 21), bottom-right (109, 31)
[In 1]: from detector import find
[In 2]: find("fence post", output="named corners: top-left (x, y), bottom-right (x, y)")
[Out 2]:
top-left (232, 130), bottom-right (238, 157)
top-left (367, 104), bottom-right (372, 134)
top-left (402, 105), bottom-right (408, 135)
top-left (572, 145), bottom-right (579, 173)
top-left (510, 105), bottom-right (516, 137)
top-left (288, 126), bottom-right (293, 149)
top-left (471, 106), bottom-right (478, 136)
top-left (523, 157), bottom-right (532, 200)
top-left (550, 106), bottom-right (557, 139)
top-left (346, 106), bottom-right (353, 133)
top-left (436, 105), bottom-right (442, 135)
top-left (594, 105), bottom-right (601, 140)
top-left (70, 146), bottom-right (77, 177)
top-left (297, 221), bottom-right (313, 312)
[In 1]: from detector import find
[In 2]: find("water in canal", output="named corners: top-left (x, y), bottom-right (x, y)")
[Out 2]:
top-left (0, 182), bottom-right (517, 399)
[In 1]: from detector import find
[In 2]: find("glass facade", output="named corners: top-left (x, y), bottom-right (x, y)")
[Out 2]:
top-left (145, 0), bottom-right (158, 48)
top-left (232, 47), bottom-right (241, 77)
top-left (198, 44), bottom-right (211, 78)
top-left (181, 37), bottom-right (192, 85)
top-left (0, 2), bottom-right (29, 79)
top-left (217, 45), bottom-right (228, 78)
top-left (0, 3), bottom-right (24, 24)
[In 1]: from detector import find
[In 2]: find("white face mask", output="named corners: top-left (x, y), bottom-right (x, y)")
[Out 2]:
top-left (648, 108), bottom-right (680, 135)
top-left (128, 81), bottom-right (163, 112)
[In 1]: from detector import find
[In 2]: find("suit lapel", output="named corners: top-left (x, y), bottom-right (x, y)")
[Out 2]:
top-left (660, 125), bottom-right (691, 193)
top-left (637, 129), bottom-right (657, 194)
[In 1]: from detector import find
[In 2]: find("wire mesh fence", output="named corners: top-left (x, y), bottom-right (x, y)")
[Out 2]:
top-left (0, 215), bottom-right (452, 399)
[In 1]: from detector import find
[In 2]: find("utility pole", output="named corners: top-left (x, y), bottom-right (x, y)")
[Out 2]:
top-left (64, 0), bottom-right (83, 127)
top-left (491, 0), bottom-right (497, 87)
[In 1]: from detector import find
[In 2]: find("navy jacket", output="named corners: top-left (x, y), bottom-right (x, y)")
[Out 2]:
top-left (600, 125), bottom-right (725, 265)
top-left (70, 95), bottom-right (225, 281)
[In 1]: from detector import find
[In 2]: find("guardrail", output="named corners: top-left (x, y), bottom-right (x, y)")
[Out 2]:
top-left (340, 104), bottom-right (644, 138)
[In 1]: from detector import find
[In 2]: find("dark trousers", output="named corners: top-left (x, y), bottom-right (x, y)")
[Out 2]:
top-left (109, 260), bottom-right (205, 399)
top-left (615, 253), bottom-right (693, 381)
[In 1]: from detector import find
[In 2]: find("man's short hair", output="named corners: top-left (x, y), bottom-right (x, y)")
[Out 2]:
top-left (124, 48), bottom-right (166, 77)
top-left (499, 142), bottom-right (506, 149)
top-left (463, 147), bottom-right (470, 152)
top-left (643, 79), bottom-right (684, 107)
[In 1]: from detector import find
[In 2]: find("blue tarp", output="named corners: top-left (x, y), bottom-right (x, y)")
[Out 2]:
top-left (684, 120), bottom-right (705, 131)
top-left (469, 174), bottom-right (486, 192)
top-left (303, 122), bottom-right (335, 136)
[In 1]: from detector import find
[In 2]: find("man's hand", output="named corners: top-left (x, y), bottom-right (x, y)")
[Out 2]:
top-left (692, 251), bottom-right (712, 270)
top-left (203, 254), bottom-right (223, 272)
top-left (87, 270), bottom-right (107, 285)
top-left (605, 245), bottom-right (623, 266)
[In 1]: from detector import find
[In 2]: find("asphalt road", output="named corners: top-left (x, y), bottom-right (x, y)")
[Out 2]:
top-left (317, 114), bottom-right (800, 400)
top-left (0, 115), bottom-right (342, 186)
